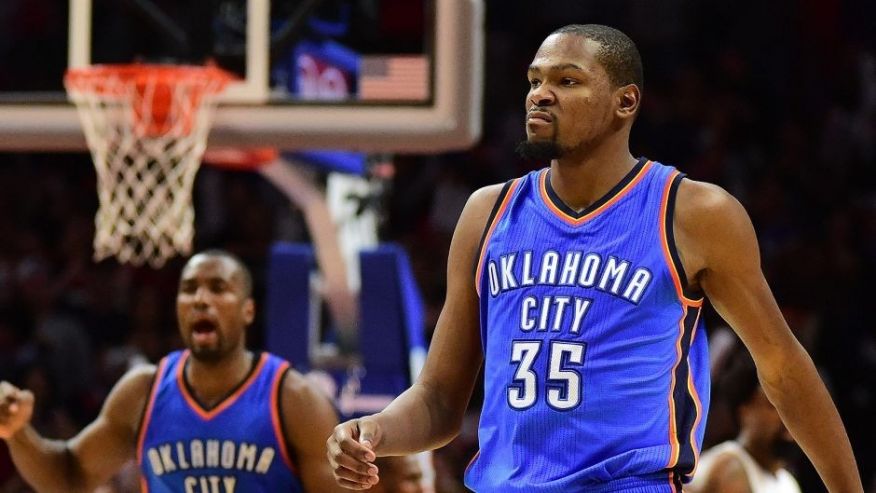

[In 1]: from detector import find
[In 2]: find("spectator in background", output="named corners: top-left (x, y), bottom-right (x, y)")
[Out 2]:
top-left (372, 455), bottom-right (426, 493)
top-left (689, 346), bottom-right (801, 493)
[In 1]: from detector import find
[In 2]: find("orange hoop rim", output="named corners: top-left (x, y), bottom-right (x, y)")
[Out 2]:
top-left (202, 147), bottom-right (280, 171)
top-left (64, 63), bottom-right (235, 94)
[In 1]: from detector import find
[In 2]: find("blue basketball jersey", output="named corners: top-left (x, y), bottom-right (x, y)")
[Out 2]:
top-left (138, 350), bottom-right (303, 493)
top-left (465, 159), bottom-right (710, 492)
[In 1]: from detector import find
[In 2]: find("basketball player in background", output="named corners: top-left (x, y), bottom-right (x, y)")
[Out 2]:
top-left (372, 456), bottom-right (425, 493)
top-left (326, 24), bottom-right (863, 492)
top-left (688, 347), bottom-right (802, 493)
top-left (0, 250), bottom-right (346, 492)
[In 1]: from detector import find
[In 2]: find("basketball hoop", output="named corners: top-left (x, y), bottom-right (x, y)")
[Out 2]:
top-left (64, 64), bottom-right (233, 268)
top-left (202, 147), bottom-right (280, 171)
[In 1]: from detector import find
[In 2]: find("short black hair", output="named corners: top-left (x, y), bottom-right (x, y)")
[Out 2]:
top-left (190, 249), bottom-right (253, 298)
top-left (550, 24), bottom-right (644, 91)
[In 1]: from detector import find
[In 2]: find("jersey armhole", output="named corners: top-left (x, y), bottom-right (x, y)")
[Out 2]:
top-left (272, 365), bottom-right (299, 473)
top-left (473, 179), bottom-right (522, 297)
top-left (664, 174), bottom-right (705, 303)
top-left (135, 357), bottom-right (167, 466)
top-left (471, 180), bottom-right (516, 277)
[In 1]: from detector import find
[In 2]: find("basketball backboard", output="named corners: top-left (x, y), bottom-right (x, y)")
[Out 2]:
top-left (0, 0), bottom-right (483, 152)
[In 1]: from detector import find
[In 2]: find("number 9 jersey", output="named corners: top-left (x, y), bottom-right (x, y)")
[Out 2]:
top-left (465, 159), bottom-right (709, 493)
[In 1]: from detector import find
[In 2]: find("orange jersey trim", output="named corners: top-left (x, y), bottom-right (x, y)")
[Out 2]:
top-left (666, 303), bottom-right (704, 473)
top-left (684, 309), bottom-right (705, 478)
top-left (668, 471), bottom-right (678, 492)
top-left (464, 450), bottom-right (481, 474)
top-left (136, 357), bottom-right (169, 468)
top-left (660, 169), bottom-right (703, 471)
top-left (177, 351), bottom-right (268, 421)
top-left (269, 361), bottom-right (297, 472)
top-left (538, 161), bottom-right (653, 226)
top-left (658, 170), bottom-right (703, 307)
top-left (475, 179), bottom-right (520, 297)
top-left (666, 310), bottom-right (685, 468)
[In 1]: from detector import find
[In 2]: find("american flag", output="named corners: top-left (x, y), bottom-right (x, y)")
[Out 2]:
top-left (358, 56), bottom-right (430, 101)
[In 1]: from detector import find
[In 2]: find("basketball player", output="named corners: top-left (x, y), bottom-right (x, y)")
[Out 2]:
top-left (326, 24), bottom-right (863, 492)
top-left (0, 250), bottom-right (345, 492)
top-left (688, 349), bottom-right (802, 492)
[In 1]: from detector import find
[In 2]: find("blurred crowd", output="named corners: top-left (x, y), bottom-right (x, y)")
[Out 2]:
top-left (1, 0), bottom-right (875, 491)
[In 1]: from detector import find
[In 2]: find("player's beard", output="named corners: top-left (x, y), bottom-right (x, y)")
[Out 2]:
top-left (516, 139), bottom-right (564, 162)
top-left (188, 332), bottom-right (229, 363)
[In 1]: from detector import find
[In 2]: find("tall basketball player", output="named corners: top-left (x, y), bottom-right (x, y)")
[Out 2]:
top-left (326, 25), bottom-right (863, 492)
top-left (0, 250), bottom-right (346, 492)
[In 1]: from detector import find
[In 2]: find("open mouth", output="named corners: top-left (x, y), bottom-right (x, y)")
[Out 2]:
top-left (191, 320), bottom-right (218, 345)
top-left (192, 319), bottom-right (217, 333)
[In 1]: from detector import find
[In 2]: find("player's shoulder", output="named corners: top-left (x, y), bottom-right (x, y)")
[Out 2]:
top-left (447, 180), bottom-right (525, 260)
top-left (276, 366), bottom-right (339, 425)
top-left (445, 182), bottom-right (509, 236)
top-left (115, 363), bottom-right (159, 394)
top-left (277, 364), bottom-right (328, 403)
top-left (676, 178), bottom-right (740, 214)
top-left (463, 179), bottom-right (524, 223)
top-left (675, 177), bottom-right (749, 230)
top-left (106, 363), bottom-right (158, 410)
top-left (468, 182), bottom-right (509, 210)
top-left (101, 363), bottom-right (159, 430)
top-left (701, 447), bottom-right (751, 488)
top-left (469, 169), bottom-right (540, 209)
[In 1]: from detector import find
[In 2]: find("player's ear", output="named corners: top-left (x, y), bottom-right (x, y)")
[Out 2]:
top-left (243, 298), bottom-right (255, 325)
top-left (616, 83), bottom-right (640, 120)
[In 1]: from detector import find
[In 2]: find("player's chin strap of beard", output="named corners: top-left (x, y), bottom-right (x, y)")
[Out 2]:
top-left (515, 140), bottom-right (563, 162)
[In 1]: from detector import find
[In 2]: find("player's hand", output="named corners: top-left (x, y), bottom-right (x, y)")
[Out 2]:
top-left (326, 417), bottom-right (382, 490)
top-left (0, 381), bottom-right (35, 440)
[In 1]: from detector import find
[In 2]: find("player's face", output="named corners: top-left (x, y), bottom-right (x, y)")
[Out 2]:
top-left (177, 255), bottom-right (254, 362)
top-left (524, 33), bottom-right (617, 156)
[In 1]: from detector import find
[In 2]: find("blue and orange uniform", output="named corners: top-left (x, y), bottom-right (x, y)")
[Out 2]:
top-left (137, 350), bottom-right (303, 493)
top-left (465, 158), bottom-right (709, 492)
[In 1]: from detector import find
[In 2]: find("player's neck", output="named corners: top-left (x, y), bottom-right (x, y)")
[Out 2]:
top-left (549, 143), bottom-right (638, 213)
top-left (186, 349), bottom-right (254, 406)
top-left (738, 433), bottom-right (782, 474)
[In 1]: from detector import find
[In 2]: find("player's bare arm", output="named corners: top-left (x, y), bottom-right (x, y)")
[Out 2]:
top-left (327, 183), bottom-right (502, 489)
top-left (674, 179), bottom-right (863, 492)
top-left (280, 368), bottom-right (348, 493)
top-left (0, 365), bottom-right (155, 492)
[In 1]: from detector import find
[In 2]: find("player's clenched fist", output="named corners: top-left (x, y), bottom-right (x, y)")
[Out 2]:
top-left (326, 417), bottom-right (382, 490)
top-left (0, 381), bottom-right (34, 440)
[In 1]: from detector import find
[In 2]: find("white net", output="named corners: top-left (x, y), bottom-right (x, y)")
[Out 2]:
top-left (65, 65), bottom-right (230, 268)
